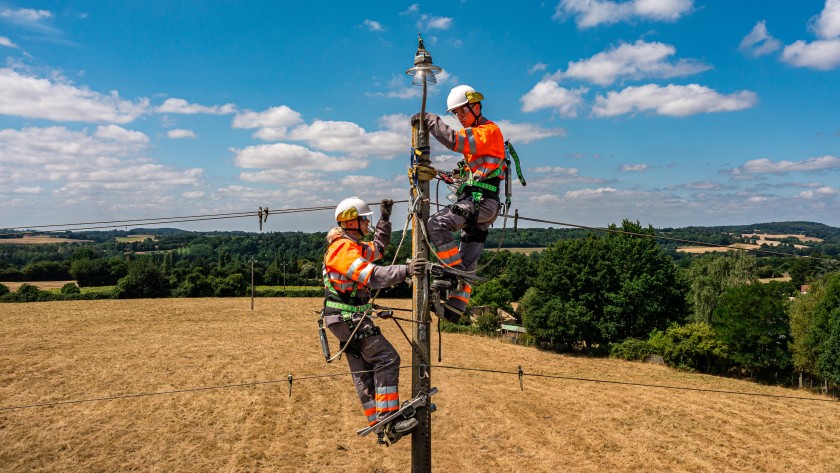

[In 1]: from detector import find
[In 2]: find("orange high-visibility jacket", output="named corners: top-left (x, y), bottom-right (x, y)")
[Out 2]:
top-left (324, 237), bottom-right (382, 294)
top-left (453, 119), bottom-right (506, 180)
top-left (322, 221), bottom-right (406, 313)
top-left (423, 114), bottom-right (506, 181)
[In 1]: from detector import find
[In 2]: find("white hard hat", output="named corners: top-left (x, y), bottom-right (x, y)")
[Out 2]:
top-left (335, 197), bottom-right (372, 222)
top-left (446, 85), bottom-right (484, 112)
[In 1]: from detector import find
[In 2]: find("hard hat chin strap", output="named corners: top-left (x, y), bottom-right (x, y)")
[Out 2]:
top-left (466, 103), bottom-right (482, 126)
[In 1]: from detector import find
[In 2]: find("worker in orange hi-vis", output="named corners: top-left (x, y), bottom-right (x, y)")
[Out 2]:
top-left (412, 85), bottom-right (506, 323)
top-left (322, 196), bottom-right (427, 444)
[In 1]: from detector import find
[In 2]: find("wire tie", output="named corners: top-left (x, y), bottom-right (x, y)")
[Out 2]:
top-left (518, 365), bottom-right (524, 391)
top-left (287, 373), bottom-right (293, 397)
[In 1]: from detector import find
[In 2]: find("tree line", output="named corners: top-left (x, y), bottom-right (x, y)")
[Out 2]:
top-left (2, 221), bottom-right (840, 394)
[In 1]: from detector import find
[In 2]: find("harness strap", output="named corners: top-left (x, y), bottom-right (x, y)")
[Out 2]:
top-left (325, 300), bottom-right (372, 318)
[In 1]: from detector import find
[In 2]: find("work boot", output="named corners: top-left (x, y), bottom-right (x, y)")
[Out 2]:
top-left (391, 417), bottom-right (419, 435)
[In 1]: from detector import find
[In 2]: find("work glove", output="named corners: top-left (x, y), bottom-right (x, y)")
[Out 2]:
top-left (410, 112), bottom-right (425, 127)
top-left (406, 257), bottom-right (428, 276)
top-left (380, 199), bottom-right (394, 222)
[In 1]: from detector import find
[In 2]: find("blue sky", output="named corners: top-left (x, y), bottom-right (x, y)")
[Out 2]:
top-left (1, 1), bottom-right (839, 233)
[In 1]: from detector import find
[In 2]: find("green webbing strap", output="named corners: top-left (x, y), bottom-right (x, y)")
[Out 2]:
top-left (505, 140), bottom-right (527, 187)
top-left (325, 300), bottom-right (372, 317)
top-left (457, 166), bottom-right (501, 195)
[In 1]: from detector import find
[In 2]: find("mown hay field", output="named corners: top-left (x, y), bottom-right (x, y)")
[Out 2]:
top-left (1, 298), bottom-right (839, 472)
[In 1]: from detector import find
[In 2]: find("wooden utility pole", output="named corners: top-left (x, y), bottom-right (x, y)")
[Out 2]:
top-left (406, 34), bottom-right (441, 473)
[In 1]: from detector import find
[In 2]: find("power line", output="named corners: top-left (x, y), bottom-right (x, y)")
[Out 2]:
top-left (433, 364), bottom-right (839, 404)
top-left (2, 363), bottom-right (834, 412)
top-left (1, 201), bottom-right (412, 237)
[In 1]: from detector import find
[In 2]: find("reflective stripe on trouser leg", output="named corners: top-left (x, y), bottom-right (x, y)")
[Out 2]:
top-left (355, 320), bottom-right (401, 422)
top-left (445, 282), bottom-right (472, 314)
top-left (427, 204), bottom-right (468, 270)
top-left (435, 241), bottom-right (462, 268)
top-left (326, 319), bottom-right (377, 425)
top-left (375, 385), bottom-right (399, 415)
top-left (362, 400), bottom-right (378, 426)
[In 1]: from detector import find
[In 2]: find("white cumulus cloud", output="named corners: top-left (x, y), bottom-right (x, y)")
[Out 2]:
top-left (167, 129), bottom-right (197, 139)
top-left (495, 120), bottom-right (566, 144)
top-left (620, 163), bottom-right (648, 171)
top-left (0, 125), bottom-right (202, 203)
top-left (0, 36), bottom-right (17, 48)
top-left (0, 7), bottom-right (52, 23)
top-left (0, 68), bottom-right (148, 123)
top-left (812, 0), bottom-right (840, 39)
top-left (799, 186), bottom-right (840, 199)
top-left (232, 105), bottom-right (303, 129)
top-left (779, 1), bottom-right (840, 70)
top-left (13, 186), bottom-right (44, 194)
top-left (363, 19), bottom-right (384, 31)
top-left (554, 0), bottom-right (693, 28)
top-left (232, 143), bottom-right (364, 172)
top-left (782, 39), bottom-right (840, 70)
top-left (156, 98), bottom-right (236, 115)
top-left (251, 119), bottom-right (405, 158)
top-left (732, 155), bottom-right (840, 176)
top-left (558, 40), bottom-right (710, 85)
top-left (520, 79), bottom-right (587, 117)
top-left (423, 15), bottom-right (453, 30)
top-left (592, 84), bottom-right (758, 117)
top-left (739, 21), bottom-right (782, 57)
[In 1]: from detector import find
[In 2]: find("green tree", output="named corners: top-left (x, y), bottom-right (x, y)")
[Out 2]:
top-left (499, 252), bottom-right (535, 301)
top-left (687, 251), bottom-right (758, 323)
top-left (470, 279), bottom-right (514, 313)
top-left (70, 258), bottom-right (111, 287)
top-left (790, 272), bottom-right (840, 387)
top-left (713, 281), bottom-right (792, 379)
top-left (475, 312), bottom-right (502, 335)
top-left (114, 259), bottom-right (170, 299)
top-left (646, 323), bottom-right (729, 373)
top-left (22, 261), bottom-right (71, 281)
top-left (173, 271), bottom-right (214, 297)
top-left (0, 283), bottom-right (10, 297)
top-left (212, 273), bottom-right (247, 297)
top-left (60, 282), bottom-right (81, 295)
top-left (522, 220), bottom-right (687, 350)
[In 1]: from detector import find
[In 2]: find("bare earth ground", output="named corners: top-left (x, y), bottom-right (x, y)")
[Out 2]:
top-left (1, 298), bottom-right (838, 473)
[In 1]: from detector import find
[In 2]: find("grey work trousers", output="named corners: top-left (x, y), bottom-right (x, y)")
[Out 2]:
top-left (427, 195), bottom-right (500, 272)
top-left (327, 315), bottom-right (401, 425)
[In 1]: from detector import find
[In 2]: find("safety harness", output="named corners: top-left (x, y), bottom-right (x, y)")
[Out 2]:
top-left (322, 261), bottom-right (379, 358)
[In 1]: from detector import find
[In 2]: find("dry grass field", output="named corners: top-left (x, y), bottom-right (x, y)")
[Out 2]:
top-left (1, 281), bottom-right (76, 292)
top-left (115, 234), bottom-right (156, 243)
top-left (0, 236), bottom-right (91, 245)
top-left (1, 298), bottom-right (839, 473)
